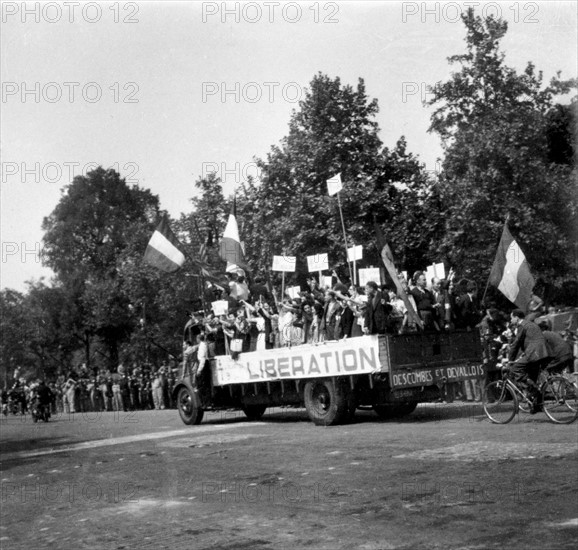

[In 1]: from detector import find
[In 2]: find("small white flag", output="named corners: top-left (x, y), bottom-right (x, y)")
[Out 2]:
top-left (347, 245), bottom-right (363, 262)
top-left (327, 173), bottom-right (343, 196)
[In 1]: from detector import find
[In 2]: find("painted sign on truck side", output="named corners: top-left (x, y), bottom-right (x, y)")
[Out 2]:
top-left (213, 335), bottom-right (381, 386)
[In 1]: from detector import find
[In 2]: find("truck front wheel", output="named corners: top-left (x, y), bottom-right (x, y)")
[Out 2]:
top-left (177, 386), bottom-right (204, 425)
top-left (304, 379), bottom-right (349, 426)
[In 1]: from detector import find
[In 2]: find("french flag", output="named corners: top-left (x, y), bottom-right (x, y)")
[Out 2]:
top-left (488, 224), bottom-right (535, 311)
top-left (219, 203), bottom-right (247, 270)
top-left (143, 216), bottom-right (186, 273)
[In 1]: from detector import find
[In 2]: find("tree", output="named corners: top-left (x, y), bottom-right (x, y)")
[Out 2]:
top-left (41, 167), bottom-right (162, 369)
top-left (238, 73), bottom-right (432, 285)
top-left (427, 9), bottom-right (577, 294)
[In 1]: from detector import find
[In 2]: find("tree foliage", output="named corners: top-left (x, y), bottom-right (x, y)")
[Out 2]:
top-left (235, 73), bottom-right (434, 285)
top-left (427, 9), bottom-right (577, 291)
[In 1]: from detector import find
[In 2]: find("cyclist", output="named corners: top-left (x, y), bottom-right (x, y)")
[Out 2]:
top-left (508, 309), bottom-right (550, 413)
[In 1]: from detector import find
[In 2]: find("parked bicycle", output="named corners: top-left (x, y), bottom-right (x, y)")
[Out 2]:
top-left (483, 365), bottom-right (577, 424)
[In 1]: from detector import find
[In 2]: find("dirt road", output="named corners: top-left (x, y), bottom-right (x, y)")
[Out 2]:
top-left (1, 404), bottom-right (577, 549)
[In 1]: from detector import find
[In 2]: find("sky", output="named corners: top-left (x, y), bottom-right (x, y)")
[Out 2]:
top-left (1, 1), bottom-right (576, 292)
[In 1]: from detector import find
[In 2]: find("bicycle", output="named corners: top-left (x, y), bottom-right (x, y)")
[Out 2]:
top-left (483, 365), bottom-right (578, 424)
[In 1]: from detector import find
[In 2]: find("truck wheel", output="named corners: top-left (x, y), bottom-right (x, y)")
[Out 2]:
top-left (373, 401), bottom-right (418, 419)
top-left (304, 379), bottom-right (349, 426)
top-left (177, 386), bottom-right (204, 425)
top-left (241, 404), bottom-right (267, 421)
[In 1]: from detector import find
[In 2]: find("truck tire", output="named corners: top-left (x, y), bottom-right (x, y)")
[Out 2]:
top-left (373, 401), bottom-right (418, 420)
top-left (177, 386), bottom-right (204, 425)
top-left (241, 404), bottom-right (267, 421)
top-left (304, 379), bottom-right (350, 426)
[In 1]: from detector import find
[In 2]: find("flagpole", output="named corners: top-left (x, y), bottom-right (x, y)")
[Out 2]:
top-left (482, 214), bottom-right (510, 307)
top-left (336, 191), bottom-right (354, 284)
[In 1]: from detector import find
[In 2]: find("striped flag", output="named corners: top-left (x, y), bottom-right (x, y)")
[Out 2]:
top-left (488, 225), bottom-right (535, 310)
top-left (143, 216), bottom-right (186, 273)
top-left (219, 204), bottom-right (247, 269)
top-left (380, 243), bottom-right (423, 329)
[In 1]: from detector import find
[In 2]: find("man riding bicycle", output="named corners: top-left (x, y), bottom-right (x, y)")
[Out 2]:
top-left (508, 309), bottom-right (550, 414)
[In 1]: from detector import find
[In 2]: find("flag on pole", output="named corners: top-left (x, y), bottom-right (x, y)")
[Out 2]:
top-left (143, 216), bottom-right (186, 273)
top-left (380, 243), bottom-right (424, 329)
top-left (488, 225), bottom-right (535, 310)
top-left (189, 216), bottom-right (208, 264)
top-left (327, 173), bottom-right (343, 196)
top-left (219, 204), bottom-right (247, 269)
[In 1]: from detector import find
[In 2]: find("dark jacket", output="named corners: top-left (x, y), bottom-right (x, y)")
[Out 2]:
top-left (365, 291), bottom-right (390, 334)
top-left (543, 331), bottom-right (573, 361)
top-left (335, 306), bottom-right (354, 339)
top-left (509, 319), bottom-right (550, 364)
top-left (411, 286), bottom-right (434, 311)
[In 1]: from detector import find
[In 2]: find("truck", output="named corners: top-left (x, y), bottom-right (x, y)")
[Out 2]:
top-left (173, 330), bottom-right (484, 426)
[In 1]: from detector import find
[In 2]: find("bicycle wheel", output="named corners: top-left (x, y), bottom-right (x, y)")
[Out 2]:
top-left (542, 376), bottom-right (578, 424)
top-left (483, 381), bottom-right (518, 424)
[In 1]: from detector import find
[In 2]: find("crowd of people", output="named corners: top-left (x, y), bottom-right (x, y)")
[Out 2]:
top-left (1, 362), bottom-right (182, 416)
top-left (3, 268), bottom-right (576, 416)
top-left (187, 270), bottom-right (499, 357)
top-left (180, 268), bottom-right (576, 403)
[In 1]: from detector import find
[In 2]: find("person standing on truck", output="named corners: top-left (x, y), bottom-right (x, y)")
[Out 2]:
top-left (319, 290), bottom-right (341, 341)
top-left (363, 281), bottom-right (390, 335)
top-left (193, 334), bottom-right (209, 385)
top-left (509, 309), bottom-right (550, 413)
top-left (431, 277), bottom-right (451, 331)
top-left (411, 272), bottom-right (437, 330)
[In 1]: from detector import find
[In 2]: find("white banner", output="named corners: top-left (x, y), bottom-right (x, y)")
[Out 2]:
top-left (272, 255), bottom-right (296, 272)
top-left (327, 173), bottom-right (343, 196)
top-left (321, 275), bottom-right (333, 289)
top-left (307, 253), bottom-right (329, 272)
top-left (347, 245), bottom-right (363, 262)
top-left (359, 267), bottom-right (381, 287)
top-left (212, 335), bottom-right (381, 385)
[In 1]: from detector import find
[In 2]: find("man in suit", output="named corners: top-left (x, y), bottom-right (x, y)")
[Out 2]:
top-left (364, 281), bottom-right (391, 335)
top-left (431, 277), bottom-right (450, 330)
top-left (509, 309), bottom-right (550, 413)
top-left (411, 271), bottom-right (436, 331)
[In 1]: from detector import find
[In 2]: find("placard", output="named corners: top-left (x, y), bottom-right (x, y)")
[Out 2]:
top-left (307, 253), bottom-right (329, 272)
top-left (272, 255), bottom-right (296, 272)
top-left (321, 276), bottom-right (333, 289)
top-left (347, 245), bottom-right (363, 262)
top-left (359, 267), bottom-right (381, 287)
top-left (326, 173), bottom-right (343, 196)
top-left (286, 286), bottom-right (301, 300)
top-left (211, 300), bottom-right (228, 316)
top-left (432, 262), bottom-right (446, 280)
